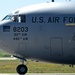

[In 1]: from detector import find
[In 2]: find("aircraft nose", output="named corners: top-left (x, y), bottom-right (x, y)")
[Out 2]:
top-left (0, 26), bottom-right (2, 48)
top-left (0, 25), bottom-right (11, 53)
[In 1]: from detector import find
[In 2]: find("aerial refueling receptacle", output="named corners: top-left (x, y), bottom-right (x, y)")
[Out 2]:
top-left (52, 0), bottom-right (54, 2)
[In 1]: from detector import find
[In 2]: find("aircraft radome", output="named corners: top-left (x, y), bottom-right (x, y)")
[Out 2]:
top-left (0, 0), bottom-right (75, 74)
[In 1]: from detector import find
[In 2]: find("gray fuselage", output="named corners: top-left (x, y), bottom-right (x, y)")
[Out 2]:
top-left (0, 2), bottom-right (75, 64)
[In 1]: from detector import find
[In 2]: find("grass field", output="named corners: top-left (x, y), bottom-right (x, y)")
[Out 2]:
top-left (0, 60), bottom-right (75, 73)
top-left (0, 50), bottom-right (75, 73)
top-left (0, 50), bottom-right (11, 57)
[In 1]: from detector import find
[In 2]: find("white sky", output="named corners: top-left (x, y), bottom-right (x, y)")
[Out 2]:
top-left (0, 0), bottom-right (75, 20)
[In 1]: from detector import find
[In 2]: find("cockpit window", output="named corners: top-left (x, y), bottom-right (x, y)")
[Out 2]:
top-left (13, 15), bottom-right (26, 23)
top-left (2, 14), bottom-right (26, 23)
top-left (19, 15), bottom-right (26, 23)
top-left (2, 15), bottom-right (13, 21)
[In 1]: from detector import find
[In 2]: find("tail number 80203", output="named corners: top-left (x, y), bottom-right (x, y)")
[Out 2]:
top-left (13, 27), bottom-right (28, 32)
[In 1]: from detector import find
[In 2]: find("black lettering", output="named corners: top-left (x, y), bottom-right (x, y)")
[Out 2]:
top-left (23, 37), bottom-right (28, 40)
top-left (13, 38), bottom-right (16, 40)
top-left (17, 27), bottom-right (20, 32)
top-left (14, 33), bottom-right (21, 36)
top-left (39, 17), bottom-right (44, 23)
top-left (25, 27), bottom-right (28, 32)
top-left (13, 27), bottom-right (17, 32)
top-left (32, 17), bottom-right (37, 23)
top-left (55, 17), bottom-right (59, 23)
top-left (14, 37), bottom-right (19, 40)
top-left (69, 17), bottom-right (74, 23)
top-left (63, 17), bottom-right (68, 23)
top-left (13, 27), bottom-right (28, 32)
top-left (48, 17), bottom-right (53, 23)
top-left (21, 27), bottom-right (24, 32)
top-left (48, 17), bottom-right (59, 23)
top-left (22, 33), bottom-right (27, 36)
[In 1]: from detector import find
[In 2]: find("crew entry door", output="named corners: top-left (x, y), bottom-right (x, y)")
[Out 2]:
top-left (50, 37), bottom-right (63, 56)
top-left (18, 43), bottom-right (26, 54)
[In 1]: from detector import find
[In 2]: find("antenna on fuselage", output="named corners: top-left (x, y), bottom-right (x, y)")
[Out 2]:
top-left (52, 0), bottom-right (54, 2)
top-left (66, 0), bottom-right (71, 1)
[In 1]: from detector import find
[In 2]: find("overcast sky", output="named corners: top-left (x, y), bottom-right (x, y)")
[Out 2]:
top-left (0, 0), bottom-right (75, 20)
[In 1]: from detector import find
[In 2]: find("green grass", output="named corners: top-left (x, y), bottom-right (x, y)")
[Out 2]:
top-left (0, 60), bottom-right (75, 73)
top-left (0, 50), bottom-right (11, 57)
top-left (0, 50), bottom-right (75, 73)
top-left (27, 60), bottom-right (75, 73)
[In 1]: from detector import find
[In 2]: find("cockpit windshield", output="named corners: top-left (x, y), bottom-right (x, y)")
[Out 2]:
top-left (2, 15), bottom-right (13, 21)
top-left (2, 14), bottom-right (26, 23)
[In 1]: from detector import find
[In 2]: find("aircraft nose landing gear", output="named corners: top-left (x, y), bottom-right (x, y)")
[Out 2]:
top-left (13, 55), bottom-right (28, 74)
top-left (17, 64), bottom-right (28, 74)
